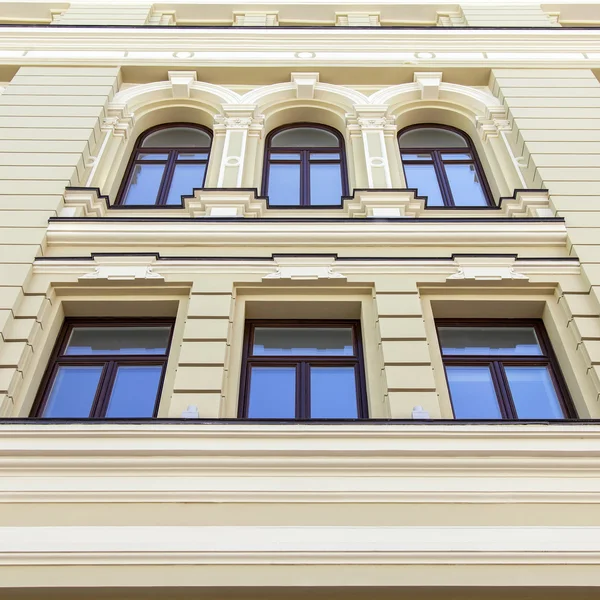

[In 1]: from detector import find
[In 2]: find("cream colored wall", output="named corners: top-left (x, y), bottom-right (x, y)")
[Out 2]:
top-left (0, 66), bottom-right (120, 417)
top-left (1, 3), bottom-right (600, 594)
top-left (492, 67), bottom-right (600, 405)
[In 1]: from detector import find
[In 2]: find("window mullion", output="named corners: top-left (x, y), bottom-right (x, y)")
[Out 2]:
top-left (89, 361), bottom-right (114, 418)
top-left (297, 362), bottom-right (307, 419)
top-left (492, 361), bottom-right (518, 419)
top-left (156, 150), bottom-right (178, 206)
top-left (301, 150), bottom-right (310, 206)
top-left (432, 150), bottom-right (455, 207)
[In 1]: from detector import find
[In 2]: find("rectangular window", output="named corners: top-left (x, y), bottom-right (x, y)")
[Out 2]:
top-left (436, 320), bottom-right (576, 420)
top-left (31, 319), bottom-right (174, 419)
top-left (239, 321), bottom-right (368, 419)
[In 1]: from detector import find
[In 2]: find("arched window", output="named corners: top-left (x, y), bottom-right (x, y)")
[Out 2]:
top-left (398, 125), bottom-right (493, 207)
top-left (263, 124), bottom-right (348, 207)
top-left (117, 124), bottom-right (212, 206)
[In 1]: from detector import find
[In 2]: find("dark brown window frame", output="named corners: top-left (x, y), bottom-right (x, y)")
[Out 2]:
top-left (398, 124), bottom-right (494, 208)
top-left (115, 123), bottom-right (213, 207)
top-left (262, 123), bottom-right (349, 208)
top-left (30, 318), bottom-right (175, 418)
top-left (238, 320), bottom-right (368, 419)
top-left (436, 319), bottom-right (577, 419)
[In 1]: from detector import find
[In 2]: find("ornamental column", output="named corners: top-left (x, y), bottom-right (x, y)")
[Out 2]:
top-left (213, 107), bottom-right (263, 188)
top-left (347, 108), bottom-right (396, 189)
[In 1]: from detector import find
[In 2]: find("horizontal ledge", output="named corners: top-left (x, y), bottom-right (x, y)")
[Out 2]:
top-left (45, 220), bottom-right (567, 249)
top-left (49, 217), bottom-right (564, 223)
top-left (5, 490), bottom-right (600, 505)
top-left (2, 419), bottom-right (600, 428)
top-left (1, 526), bottom-right (600, 565)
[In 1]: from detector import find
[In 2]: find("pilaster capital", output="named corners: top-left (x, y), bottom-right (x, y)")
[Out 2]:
top-left (476, 106), bottom-right (511, 142)
top-left (102, 105), bottom-right (135, 138)
top-left (214, 106), bottom-right (263, 136)
top-left (347, 107), bottom-right (395, 134)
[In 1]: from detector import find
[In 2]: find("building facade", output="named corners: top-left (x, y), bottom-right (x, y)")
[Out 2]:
top-left (1, 0), bottom-right (600, 597)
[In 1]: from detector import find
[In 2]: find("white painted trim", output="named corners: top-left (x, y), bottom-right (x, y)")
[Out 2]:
top-left (1, 525), bottom-right (600, 565)
top-left (0, 422), bottom-right (595, 505)
top-left (45, 218), bottom-right (567, 249)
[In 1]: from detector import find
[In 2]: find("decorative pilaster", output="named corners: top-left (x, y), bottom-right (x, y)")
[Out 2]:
top-left (476, 106), bottom-right (529, 190)
top-left (85, 107), bottom-right (135, 188)
top-left (347, 108), bottom-right (395, 189)
top-left (214, 107), bottom-right (263, 188)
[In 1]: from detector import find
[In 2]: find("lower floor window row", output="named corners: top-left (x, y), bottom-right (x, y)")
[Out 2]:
top-left (30, 318), bottom-right (577, 421)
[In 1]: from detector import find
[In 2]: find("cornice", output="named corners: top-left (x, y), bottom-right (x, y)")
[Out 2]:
top-left (45, 217), bottom-right (567, 249)
top-left (31, 254), bottom-right (580, 281)
top-left (1, 525), bottom-right (600, 567)
top-left (0, 423), bottom-right (600, 504)
top-left (1, 27), bottom-right (600, 67)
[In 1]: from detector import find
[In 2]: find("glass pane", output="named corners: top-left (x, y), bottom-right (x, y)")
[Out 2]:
top-left (310, 163), bottom-right (343, 205)
top-left (441, 153), bottom-right (472, 160)
top-left (122, 163), bottom-right (164, 205)
top-left (399, 127), bottom-right (468, 149)
top-left (178, 152), bottom-right (209, 160)
top-left (439, 327), bottom-right (542, 356)
top-left (142, 127), bottom-right (211, 148)
top-left (267, 163), bottom-right (301, 206)
top-left (65, 326), bottom-right (171, 356)
top-left (165, 163), bottom-right (207, 205)
top-left (138, 153), bottom-right (169, 161)
top-left (404, 163), bottom-right (444, 206)
top-left (271, 127), bottom-right (340, 148)
top-left (310, 367), bottom-right (358, 419)
top-left (310, 153), bottom-right (340, 160)
top-left (104, 365), bottom-right (162, 418)
top-left (401, 153), bottom-right (432, 161)
top-left (270, 153), bottom-right (301, 160)
top-left (248, 367), bottom-right (296, 418)
top-left (446, 366), bottom-right (502, 419)
top-left (253, 327), bottom-right (354, 356)
top-left (445, 164), bottom-right (488, 206)
top-left (42, 365), bottom-right (103, 418)
top-left (505, 366), bottom-right (565, 419)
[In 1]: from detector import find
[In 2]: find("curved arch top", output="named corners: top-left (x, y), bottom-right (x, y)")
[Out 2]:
top-left (369, 81), bottom-right (503, 116)
top-left (110, 80), bottom-right (242, 113)
top-left (240, 81), bottom-right (369, 112)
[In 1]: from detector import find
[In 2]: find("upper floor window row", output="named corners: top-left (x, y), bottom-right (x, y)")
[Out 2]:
top-left (116, 122), bottom-right (492, 208)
